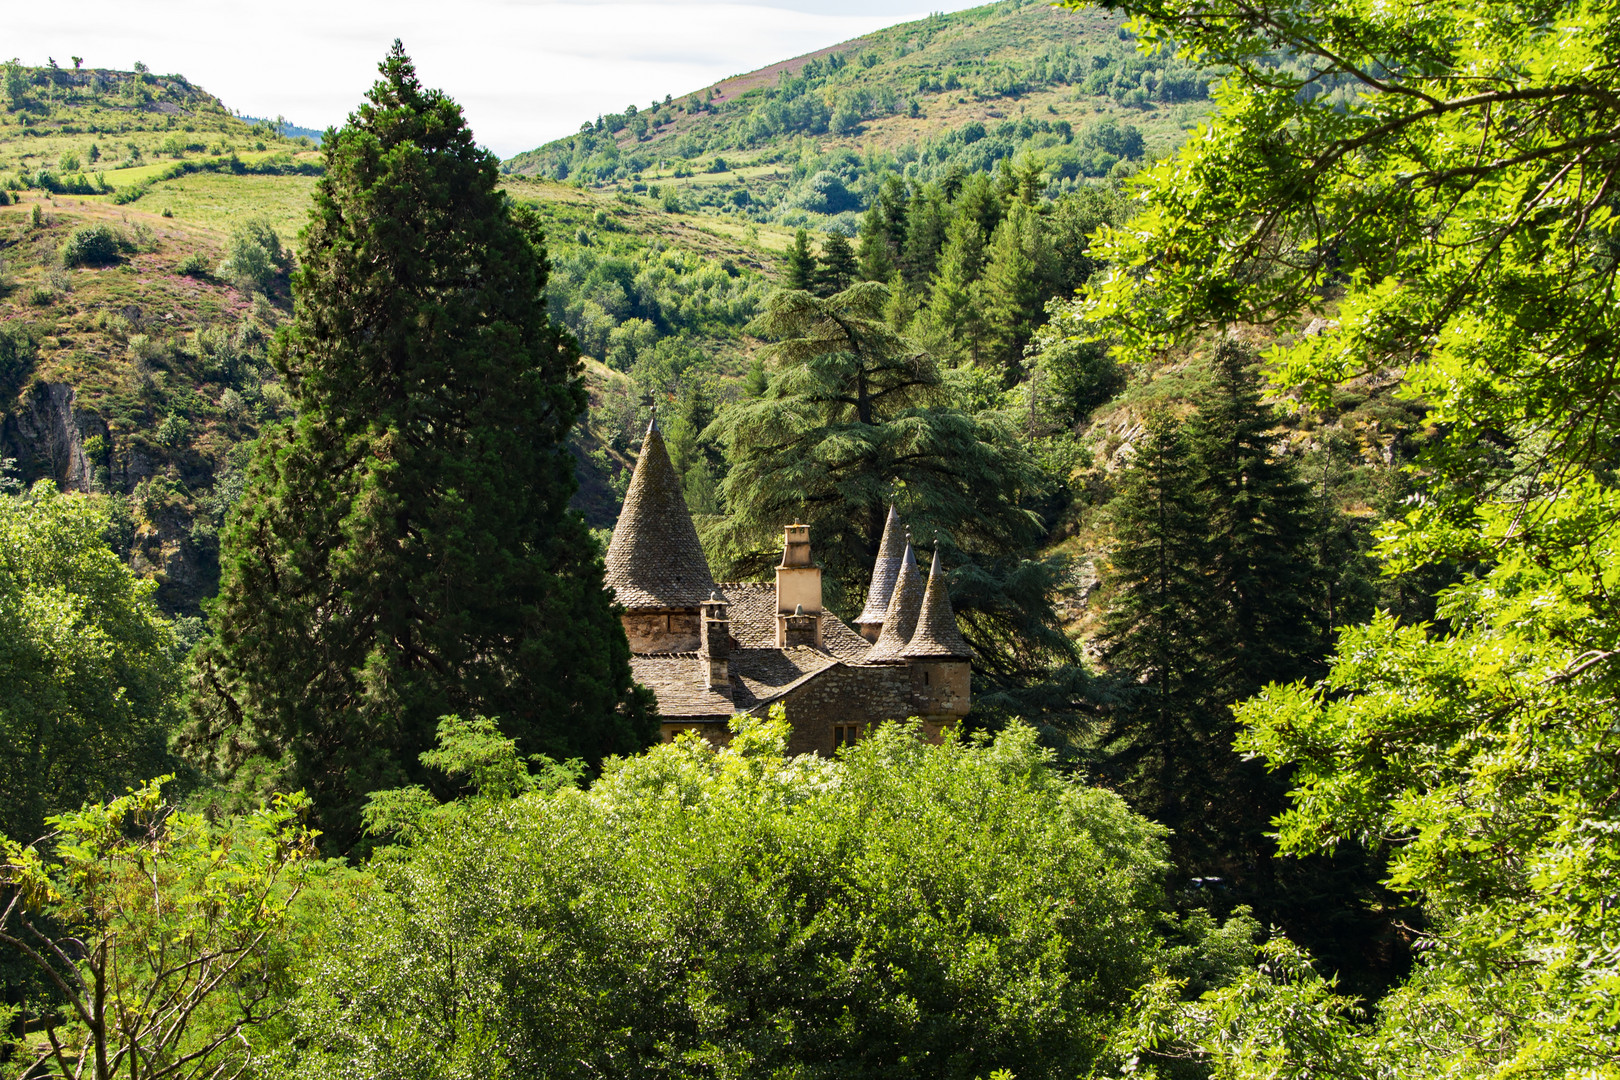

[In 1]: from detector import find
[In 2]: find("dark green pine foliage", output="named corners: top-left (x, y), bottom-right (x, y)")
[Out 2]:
top-left (193, 44), bottom-right (654, 851)
top-left (1188, 339), bottom-right (1322, 703)
top-left (856, 205), bottom-right (897, 284)
top-left (708, 282), bottom-right (1044, 604)
top-left (1102, 343), bottom-right (1322, 869)
top-left (783, 228), bottom-right (817, 292)
top-left (1098, 410), bottom-right (1218, 860)
top-left (814, 231), bottom-right (859, 297)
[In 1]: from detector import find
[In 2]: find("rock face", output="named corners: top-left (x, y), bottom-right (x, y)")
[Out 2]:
top-left (0, 382), bottom-right (105, 492)
top-left (1, 381), bottom-right (215, 615)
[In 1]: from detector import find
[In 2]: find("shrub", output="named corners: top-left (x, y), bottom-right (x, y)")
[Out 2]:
top-left (296, 717), bottom-right (1207, 1079)
top-left (156, 413), bottom-right (191, 448)
top-left (61, 223), bottom-right (133, 267)
top-left (216, 217), bottom-right (289, 295)
top-left (27, 285), bottom-right (55, 306)
top-left (178, 251), bottom-right (208, 277)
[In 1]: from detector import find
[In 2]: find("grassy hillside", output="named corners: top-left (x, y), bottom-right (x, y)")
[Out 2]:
top-left (504, 0), bottom-right (1212, 231)
top-left (0, 3), bottom-right (1229, 624)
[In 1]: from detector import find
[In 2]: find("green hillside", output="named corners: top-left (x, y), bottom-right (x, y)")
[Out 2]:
top-left (506, 0), bottom-right (1211, 228)
top-left (0, 2), bottom-right (1222, 620)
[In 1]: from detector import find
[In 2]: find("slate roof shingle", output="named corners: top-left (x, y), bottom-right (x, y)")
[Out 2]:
top-left (628, 654), bottom-right (735, 717)
top-left (718, 581), bottom-right (873, 661)
top-left (903, 549), bottom-right (973, 660)
top-left (866, 544), bottom-right (923, 660)
top-left (604, 418), bottom-right (718, 610)
top-left (855, 504), bottom-right (906, 628)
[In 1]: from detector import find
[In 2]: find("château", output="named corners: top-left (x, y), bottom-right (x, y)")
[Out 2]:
top-left (604, 418), bottom-right (972, 752)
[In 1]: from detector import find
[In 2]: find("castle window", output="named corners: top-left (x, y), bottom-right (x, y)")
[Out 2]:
top-left (923, 670), bottom-right (931, 685)
top-left (834, 724), bottom-right (860, 748)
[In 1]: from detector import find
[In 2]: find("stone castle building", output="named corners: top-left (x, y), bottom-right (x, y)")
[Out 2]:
top-left (604, 418), bottom-right (972, 754)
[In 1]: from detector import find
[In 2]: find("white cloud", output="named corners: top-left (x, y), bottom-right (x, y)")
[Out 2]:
top-left (8, 0), bottom-right (990, 157)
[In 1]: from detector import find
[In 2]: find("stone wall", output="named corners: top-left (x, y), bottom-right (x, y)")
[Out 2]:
top-left (909, 659), bottom-right (971, 723)
top-left (778, 664), bottom-right (914, 756)
top-left (622, 610), bottom-right (701, 653)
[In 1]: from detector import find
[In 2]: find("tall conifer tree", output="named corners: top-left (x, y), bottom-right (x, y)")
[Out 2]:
top-left (979, 200), bottom-right (1055, 376)
top-left (708, 282), bottom-right (1043, 600)
top-left (814, 231), bottom-right (859, 297)
top-left (192, 44), bottom-right (653, 850)
top-left (783, 228), bottom-right (817, 292)
top-left (919, 212), bottom-right (988, 364)
top-left (1188, 340), bottom-right (1322, 700)
top-left (1098, 411), bottom-right (1219, 859)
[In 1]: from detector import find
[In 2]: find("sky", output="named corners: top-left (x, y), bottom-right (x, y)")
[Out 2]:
top-left (6, 0), bottom-right (991, 158)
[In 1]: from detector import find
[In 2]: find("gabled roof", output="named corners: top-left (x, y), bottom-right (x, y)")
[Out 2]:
top-left (719, 582), bottom-right (872, 661)
top-left (855, 504), bottom-right (906, 628)
top-left (604, 417), bottom-right (718, 610)
top-left (867, 544), bottom-right (922, 660)
top-left (903, 549), bottom-right (973, 660)
top-left (628, 654), bottom-right (736, 717)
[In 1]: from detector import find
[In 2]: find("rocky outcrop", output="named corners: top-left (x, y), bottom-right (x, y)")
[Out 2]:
top-left (0, 382), bottom-right (107, 492)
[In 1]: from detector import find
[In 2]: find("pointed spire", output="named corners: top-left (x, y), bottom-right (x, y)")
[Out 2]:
top-left (903, 549), bottom-right (972, 660)
top-left (856, 503), bottom-right (906, 628)
top-left (867, 543), bottom-right (922, 659)
top-left (603, 416), bottom-right (717, 609)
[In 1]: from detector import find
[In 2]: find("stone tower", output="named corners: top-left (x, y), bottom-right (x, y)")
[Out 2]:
top-left (854, 504), bottom-right (906, 643)
top-left (903, 549), bottom-right (973, 730)
top-left (603, 416), bottom-right (718, 652)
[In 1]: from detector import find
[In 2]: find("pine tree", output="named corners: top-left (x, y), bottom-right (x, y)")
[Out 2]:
top-left (1098, 410), bottom-right (1219, 858)
top-left (978, 200), bottom-right (1054, 376)
top-left (1098, 341), bottom-right (1363, 975)
top-left (901, 185), bottom-right (951, 287)
top-left (192, 44), bottom-right (654, 851)
top-left (783, 228), bottom-right (816, 291)
top-left (1187, 339), bottom-right (1322, 701)
top-left (918, 211), bottom-right (988, 365)
top-left (814, 231), bottom-right (858, 297)
top-left (857, 205), bottom-right (897, 283)
top-left (709, 283), bottom-right (1043, 600)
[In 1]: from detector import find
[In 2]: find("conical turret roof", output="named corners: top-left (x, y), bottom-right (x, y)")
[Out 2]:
top-left (903, 549), bottom-right (972, 660)
top-left (867, 544), bottom-right (922, 660)
top-left (856, 504), bottom-right (906, 627)
top-left (604, 417), bottom-right (718, 610)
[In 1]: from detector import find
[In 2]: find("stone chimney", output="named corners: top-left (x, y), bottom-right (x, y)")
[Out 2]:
top-left (699, 590), bottom-right (731, 694)
top-left (775, 524), bottom-right (823, 648)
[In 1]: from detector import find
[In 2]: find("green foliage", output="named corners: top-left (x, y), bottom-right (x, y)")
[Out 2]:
top-left (813, 229), bottom-right (857, 296)
top-left (59, 223), bottom-right (133, 267)
top-left (192, 43), bottom-right (654, 854)
top-left (709, 283), bottom-right (1044, 594)
top-left (216, 216), bottom-right (289, 295)
top-left (0, 778), bottom-right (318, 1080)
top-left (1072, 0), bottom-right (1620, 1068)
top-left (294, 714), bottom-right (1179, 1079)
top-left (0, 485), bottom-right (180, 847)
top-left (785, 227), bottom-right (816, 290)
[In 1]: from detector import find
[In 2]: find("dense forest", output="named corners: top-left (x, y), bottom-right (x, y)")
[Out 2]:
top-left (4, 0), bottom-right (1620, 1076)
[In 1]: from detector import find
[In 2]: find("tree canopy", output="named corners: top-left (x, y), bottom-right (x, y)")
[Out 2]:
top-left (287, 713), bottom-right (1252, 1080)
top-left (706, 281), bottom-right (1045, 597)
top-left (1072, 0), bottom-right (1620, 1070)
top-left (0, 485), bottom-right (179, 847)
top-left (191, 43), bottom-right (652, 853)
